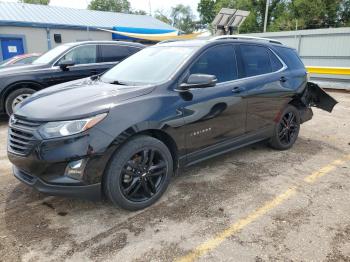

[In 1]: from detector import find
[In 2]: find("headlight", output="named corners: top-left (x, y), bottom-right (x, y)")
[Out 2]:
top-left (39, 113), bottom-right (107, 139)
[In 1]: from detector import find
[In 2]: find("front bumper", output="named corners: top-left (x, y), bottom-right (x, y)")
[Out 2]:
top-left (13, 166), bottom-right (102, 200)
top-left (7, 117), bottom-right (117, 201)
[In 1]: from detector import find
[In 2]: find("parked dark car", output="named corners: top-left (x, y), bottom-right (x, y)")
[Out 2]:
top-left (0, 53), bottom-right (41, 68)
top-left (0, 41), bottom-right (144, 115)
top-left (7, 37), bottom-right (337, 211)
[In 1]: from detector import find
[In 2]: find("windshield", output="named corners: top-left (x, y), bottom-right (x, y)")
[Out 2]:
top-left (101, 46), bottom-right (198, 85)
top-left (33, 44), bottom-right (71, 65)
top-left (0, 57), bottom-right (12, 67)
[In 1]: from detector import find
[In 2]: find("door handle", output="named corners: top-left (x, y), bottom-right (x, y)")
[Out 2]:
top-left (91, 69), bottom-right (98, 75)
top-left (232, 87), bottom-right (245, 93)
top-left (280, 76), bottom-right (287, 83)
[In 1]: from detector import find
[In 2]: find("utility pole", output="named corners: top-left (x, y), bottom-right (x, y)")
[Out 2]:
top-left (149, 0), bottom-right (152, 16)
top-left (263, 0), bottom-right (269, 32)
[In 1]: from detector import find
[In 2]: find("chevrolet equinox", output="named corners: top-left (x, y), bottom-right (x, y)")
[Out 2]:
top-left (7, 36), bottom-right (337, 210)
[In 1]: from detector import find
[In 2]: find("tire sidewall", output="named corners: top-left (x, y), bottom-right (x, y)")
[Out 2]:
top-left (105, 135), bottom-right (173, 211)
top-left (271, 105), bottom-right (301, 150)
top-left (5, 88), bottom-right (36, 115)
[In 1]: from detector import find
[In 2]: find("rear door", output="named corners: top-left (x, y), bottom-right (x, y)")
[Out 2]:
top-left (236, 44), bottom-right (291, 133)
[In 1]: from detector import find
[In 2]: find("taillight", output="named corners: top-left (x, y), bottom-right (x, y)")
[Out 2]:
top-left (306, 72), bottom-right (311, 82)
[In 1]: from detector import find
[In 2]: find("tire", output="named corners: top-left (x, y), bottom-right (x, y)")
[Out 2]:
top-left (269, 105), bottom-right (301, 150)
top-left (5, 88), bottom-right (36, 115)
top-left (104, 135), bottom-right (173, 211)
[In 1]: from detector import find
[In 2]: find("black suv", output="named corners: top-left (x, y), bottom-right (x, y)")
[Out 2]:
top-left (0, 41), bottom-right (144, 115)
top-left (7, 37), bottom-right (337, 210)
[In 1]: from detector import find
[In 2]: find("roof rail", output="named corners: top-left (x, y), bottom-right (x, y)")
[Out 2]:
top-left (210, 35), bottom-right (283, 45)
top-left (157, 39), bottom-right (184, 45)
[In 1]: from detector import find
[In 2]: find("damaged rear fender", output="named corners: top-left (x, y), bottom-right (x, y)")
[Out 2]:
top-left (300, 82), bottom-right (338, 113)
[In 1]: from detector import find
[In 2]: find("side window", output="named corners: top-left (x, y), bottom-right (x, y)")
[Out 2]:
top-left (269, 50), bottom-right (283, 71)
top-left (189, 45), bottom-right (237, 83)
top-left (240, 45), bottom-right (272, 77)
top-left (274, 46), bottom-right (305, 70)
top-left (15, 56), bottom-right (37, 65)
top-left (128, 47), bottom-right (142, 55)
top-left (100, 45), bottom-right (131, 63)
top-left (58, 45), bottom-right (97, 65)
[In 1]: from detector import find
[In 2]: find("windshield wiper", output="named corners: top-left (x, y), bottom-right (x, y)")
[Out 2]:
top-left (90, 74), bottom-right (101, 81)
top-left (109, 80), bottom-right (128, 86)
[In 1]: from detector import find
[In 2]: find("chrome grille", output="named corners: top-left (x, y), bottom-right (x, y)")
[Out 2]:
top-left (8, 116), bottom-right (41, 155)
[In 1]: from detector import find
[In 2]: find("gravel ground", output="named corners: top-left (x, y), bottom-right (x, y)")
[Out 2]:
top-left (0, 91), bottom-right (349, 262)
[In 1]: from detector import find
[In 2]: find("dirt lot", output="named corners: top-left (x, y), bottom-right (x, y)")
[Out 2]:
top-left (0, 91), bottom-right (349, 262)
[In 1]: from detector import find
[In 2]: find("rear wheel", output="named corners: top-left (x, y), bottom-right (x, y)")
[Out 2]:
top-left (5, 88), bottom-right (36, 115)
top-left (269, 105), bottom-right (300, 150)
top-left (104, 135), bottom-right (173, 211)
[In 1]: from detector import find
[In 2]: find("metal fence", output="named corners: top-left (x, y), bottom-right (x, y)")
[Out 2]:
top-left (244, 27), bottom-right (350, 89)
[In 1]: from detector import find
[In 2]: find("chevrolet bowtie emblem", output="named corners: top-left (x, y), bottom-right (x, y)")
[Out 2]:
top-left (10, 116), bottom-right (17, 125)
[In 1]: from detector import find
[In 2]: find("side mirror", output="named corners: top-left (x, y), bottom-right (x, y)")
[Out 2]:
top-left (59, 60), bottom-right (75, 71)
top-left (178, 74), bottom-right (217, 91)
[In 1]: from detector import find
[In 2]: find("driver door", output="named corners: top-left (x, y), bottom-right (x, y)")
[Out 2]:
top-left (180, 44), bottom-right (247, 160)
top-left (49, 44), bottom-right (99, 86)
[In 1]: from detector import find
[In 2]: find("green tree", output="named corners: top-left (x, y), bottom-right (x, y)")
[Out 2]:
top-left (213, 0), bottom-right (287, 33)
top-left (198, 0), bottom-right (217, 24)
top-left (20, 0), bottom-right (50, 4)
top-left (88, 0), bottom-right (131, 13)
top-left (131, 9), bottom-right (147, 15)
top-left (170, 4), bottom-right (196, 33)
top-left (340, 0), bottom-right (350, 26)
top-left (154, 10), bottom-right (173, 25)
top-left (289, 0), bottom-right (342, 29)
top-left (198, 0), bottom-right (350, 33)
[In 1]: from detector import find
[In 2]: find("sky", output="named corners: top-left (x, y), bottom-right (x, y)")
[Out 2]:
top-left (1, 0), bottom-right (200, 18)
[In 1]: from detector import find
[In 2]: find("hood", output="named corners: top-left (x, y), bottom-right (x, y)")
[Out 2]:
top-left (0, 63), bottom-right (47, 77)
top-left (15, 78), bottom-right (155, 121)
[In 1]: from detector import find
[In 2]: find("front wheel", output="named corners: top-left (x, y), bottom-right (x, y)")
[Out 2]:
top-left (5, 88), bottom-right (36, 115)
top-left (269, 105), bottom-right (300, 150)
top-left (104, 135), bottom-right (173, 211)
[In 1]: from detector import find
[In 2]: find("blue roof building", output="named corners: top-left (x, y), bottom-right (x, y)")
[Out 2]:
top-left (0, 2), bottom-right (177, 60)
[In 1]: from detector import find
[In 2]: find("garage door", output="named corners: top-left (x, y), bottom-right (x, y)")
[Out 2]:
top-left (1, 38), bottom-right (24, 60)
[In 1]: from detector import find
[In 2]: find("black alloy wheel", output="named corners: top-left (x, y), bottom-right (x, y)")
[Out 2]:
top-left (104, 135), bottom-right (173, 211)
top-left (121, 148), bottom-right (167, 202)
top-left (278, 111), bottom-right (298, 145)
top-left (269, 105), bottom-right (300, 150)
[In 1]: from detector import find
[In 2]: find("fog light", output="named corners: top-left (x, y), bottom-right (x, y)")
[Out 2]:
top-left (65, 159), bottom-right (87, 180)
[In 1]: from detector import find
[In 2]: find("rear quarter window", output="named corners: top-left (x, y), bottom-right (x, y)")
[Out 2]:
top-left (128, 47), bottom-right (142, 55)
top-left (269, 50), bottom-right (283, 71)
top-left (274, 46), bottom-right (305, 70)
